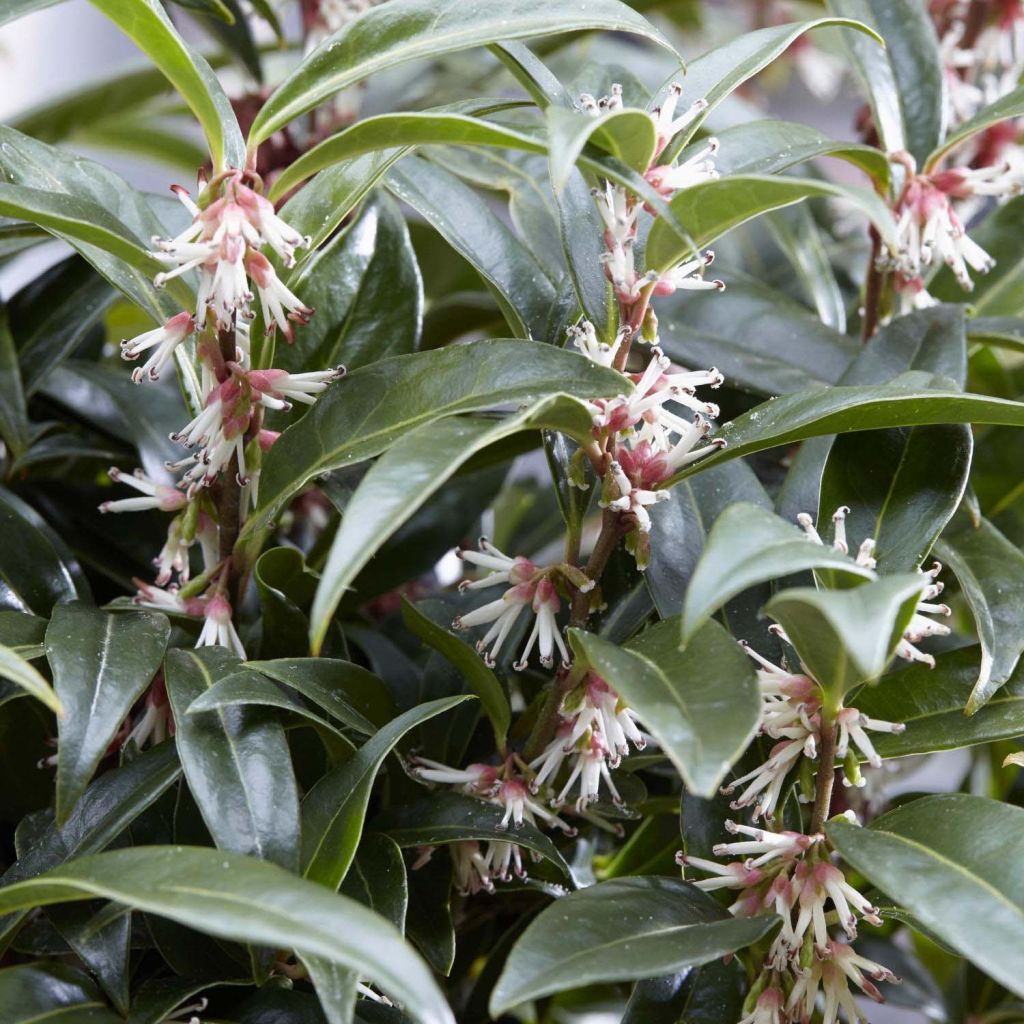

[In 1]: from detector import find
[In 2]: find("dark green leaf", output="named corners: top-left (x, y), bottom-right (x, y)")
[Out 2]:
top-left (680, 502), bottom-right (873, 644)
top-left (0, 487), bottom-right (89, 614)
top-left (0, 962), bottom-right (120, 1024)
top-left (764, 575), bottom-right (926, 695)
top-left (165, 647), bottom-right (301, 870)
top-left (243, 340), bottom-right (626, 542)
top-left (0, 312), bottom-right (28, 459)
top-left (828, 794), bottom-right (1024, 999)
top-left (248, 0), bottom-right (676, 145)
top-left (48, 902), bottom-right (130, 1015)
top-left (373, 791), bottom-right (570, 876)
top-left (855, 645), bottom-right (1024, 757)
top-left (490, 878), bottom-right (775, 1013)
top-left (308, 395), bottom-right (600, 650)
top-left (819, 423), bottom-right (972, 572)
top-left (302, 696), bottom-right (472, 890)
top-left (570, 618), bottom-right (760, 797)
top-left (0, 846), bottom-right (455, 1024)
top-left (936, 517), bottom-right (1024, 712)
top-left (46, 602), bottom-right (170, 824)
top-left (401, 599), bottom-right (510, 751)
top-left (339, 832), bottom-right (408, 934)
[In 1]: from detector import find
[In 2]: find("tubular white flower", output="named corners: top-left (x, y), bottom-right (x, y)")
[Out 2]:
top-left (121, 312), bottom-right (195, 383)
top-left (196, 593), bottom-right (245, 658)
top-left (569, 321), bottom-right (626, 368)
top-left (738, 986), bottom-right (784, 1024)
top-left (99, 467), bottom-right (187, 515)
top-left (652, 82), bottom-right (708, 154)
top-left (646, 138), bottom-right (720, 195)
top-left (652, 250), bottom-right (725, 296)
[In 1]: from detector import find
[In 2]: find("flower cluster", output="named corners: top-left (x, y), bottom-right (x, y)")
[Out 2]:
top-left (681, 824), bottom-right (898, 1021)
top-left (411, 758), bottom-right (573, 894)
top-left (529, 671), bottom-right (647, 811)
top-left (101, 169), bottom-right (343, 658)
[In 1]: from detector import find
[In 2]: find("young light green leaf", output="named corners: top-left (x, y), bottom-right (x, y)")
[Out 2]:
top-left (165, 647), bottom-right (301, 871)
top-left (855, 645), bottom-right (1024, 758)
top-left (88, 0), bottom-right (246, 170)
top-left (491, 878), bottom-right (776, 1013)
top-left (764, 575), bottom-right (926, 696)
top-left (680, 502), bottom-right (874, 645)
top-left (0, 846), bottom-right (456, 1024)
top-left (46, 602), bottom-right (170, 825)
top-left (935, 517), bottom-right (1024, 713)
top-left (302, 696), bottom-right (472, 890)
top-left (248, 0), bottom-right (677, 146)
top-left (644, 175), bottom-right (896, 274)
top-left (401, 599), bottom-right (510, 752)
top-left (307, 395), bottom-right (602, 652)
top-left (828, 795), bottom-right (1024, 999)
top-left (570, 619), bottom-right (760, 797)
top-left (242, 340), bottom-right (627, 542)
top-left (819, 423), bottom-right (972, 573)
top-left (0, 642), bottom-right (60, 714)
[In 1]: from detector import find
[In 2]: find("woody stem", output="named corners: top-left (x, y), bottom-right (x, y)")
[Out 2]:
top-left (810, 715), bottom-right (838, 834)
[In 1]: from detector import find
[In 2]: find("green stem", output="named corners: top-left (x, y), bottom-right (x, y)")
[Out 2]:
top-left (810, 715), bottom-right (838, 834)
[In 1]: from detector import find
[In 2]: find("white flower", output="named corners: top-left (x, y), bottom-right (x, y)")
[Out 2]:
top-left (152, 517), bottom-right (190, 586)
top-left (244, 365), bottom-right (344, 411)
top-left (121, 312), bottom-right (195, 383)
top-left (99, 467), bottom-right (186, 515)
top-left (645, 138), bottom-right (720, 195)
top-left (196, 592), bottom-right (245, 658)
top-left (568, 321), bottom-right (626, 368)
top-left (738, 986), bottom-right (784, 1024)
top-left (835, 706), bottom-right (905, 769)
top-left (245, 251), bottom-right (314, 342)
top-left (713, 821), bottom-right (821, 868)
top-left (722, 733), bottom-right (811, 821)
top-left (651, 82), bottom-right (708, 155)
top-left (652, 250), bottom-right (725, 296)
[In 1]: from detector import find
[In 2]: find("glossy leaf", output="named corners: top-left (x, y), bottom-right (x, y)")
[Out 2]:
top-left (764, 575), bottom-right (926, 696)
top-left (386, 158), bottom-right (555, 339)
top-left (88, 0), bottom-right (245, 170)
top-left (46, 602), bottom-right (170, 824)
top-left (0, 962), bottom-right (120, 1024)
top-left (860, 0), bottom-right (945, 165)
top-left (547, 105), bottom-right (656, 190)
top-left (819, 423), bottom-right (972, 573)
top-left (855, 645), bottom-right (1024, 757)
top-left (0, 313), bottom-right (28, 459)
top-left (247, 658), bottom-right (394, 731)
top-left (280, 196), bottom-right (422, 374)
top-left (936, 517), bottom-right (1024, 712)
top-left (491, 878), bottom-right (776, 1013)
top-left (0, 846), bottom-right (455, 1024)
top-left (401, 599), bottom-right (510, 751)
top-left (645, 175), bottom-right (896, 273)
top-left (930, 84), bottom-right (1024, 168)
top-left (248, 0), bottom-right (676, 145)
top-left (667, 378), bottom-right (1024, 488)
top-left (308, 395), bottom-right (600, 651)
top-left (680, 502), bottom-right (874, 644)
top-left (243, 340), bottom-right (626, 541)
top-left (339, 832), bottom-right (408, 934)
top-left (0, 641), bottom-right (60, 713)
top-left (165, 647), bottom-right (301, 871)
top-left (828, 795), bottom-right (1024, 999)
top-left (571, 619), bottom-right (760, 797)
top-left (302, 696), bottom-right (471, 890)
top-left (659, 17), bottom-right (882, 151)
top-left (373, 791), bottom-right (569, 875)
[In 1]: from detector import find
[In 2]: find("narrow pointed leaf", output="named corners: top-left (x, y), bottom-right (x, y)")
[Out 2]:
top-left (302, 696), bottom-right (472, 890)
top-left (764, 575), bottom-right (926, 695)
top-left (88, 0), bottom-right (245, 170)
top-left (0, 963), bottom-right (120, 1024)
top-left (936, 517), bottom-right (1024, 713)
top-left (46, 602), bottom-right (170, 824)
top-left (930, 84), bottom-right (1024, 168)
top-left (491, 878), bottom-right (776, 1013)
top-left (0, 846), bottom-right (455, 1024)
top-left (242, 341), bottom-right (626, 541)
top-left (308, 395), bottom-right (601, 651)
top-left (547, 106), bottom-right (656, 191)
top-left (248, 0), bottom-right (676, 145)
top-left (165, 647), bottom-right (301, 870)
top-left (681, 502), bottom-right (874, 644)
top-left (0, 642), bottom-right (60, 713)
top-left (828, 795), bottom-right (1024, 999)
top-left (570, 619), bottom-right (760, 797)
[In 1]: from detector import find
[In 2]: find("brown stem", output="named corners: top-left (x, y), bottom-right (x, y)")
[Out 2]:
top-left (215, 325), bottom-right (245, 603)
top-left (810, 717), bottom-right (838, 834)
top-left (861, 229), bottom-right (885, 342)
